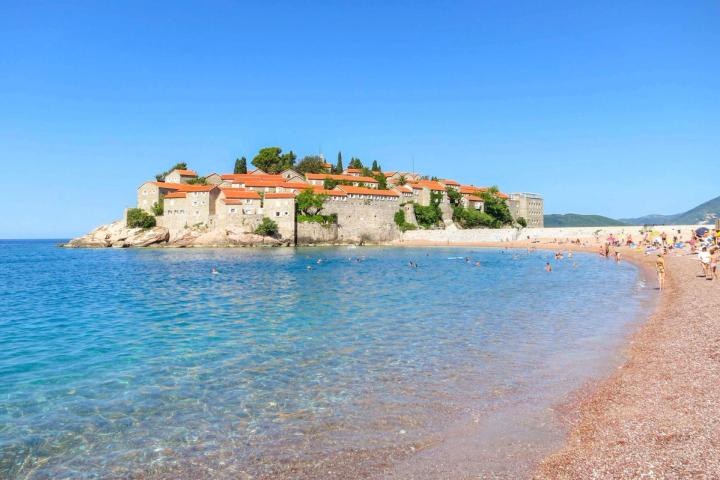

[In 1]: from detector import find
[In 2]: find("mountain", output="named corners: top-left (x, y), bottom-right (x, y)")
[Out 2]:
top-left (544, 214), bottom-right (627, 228)
top-left (620, 194), bottom-right (720, 226)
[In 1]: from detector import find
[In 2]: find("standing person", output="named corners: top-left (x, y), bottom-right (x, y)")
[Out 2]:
top-left (656, 253), bottom-right (666, 291)
top-left (699, 247), bottom-right (712, 279)
top-left (710, 247), bottom-right (719, 281)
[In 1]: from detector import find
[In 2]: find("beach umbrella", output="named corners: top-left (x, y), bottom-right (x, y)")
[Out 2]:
top-left (696, 227), bottom-right (709, 236)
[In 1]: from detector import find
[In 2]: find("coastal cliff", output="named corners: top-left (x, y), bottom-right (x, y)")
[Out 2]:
top-left (63, 221), bottom-right (290, 248)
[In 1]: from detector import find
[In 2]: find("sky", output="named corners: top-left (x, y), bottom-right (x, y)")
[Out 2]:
top-left (1, 0), bottom-right (718, 238)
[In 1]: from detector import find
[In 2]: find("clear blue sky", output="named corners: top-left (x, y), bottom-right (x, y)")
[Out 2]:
top-left (1, 1), bottom-right (718, 238)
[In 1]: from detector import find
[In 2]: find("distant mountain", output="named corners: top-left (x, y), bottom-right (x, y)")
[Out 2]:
top-left (620, 194), bottom-right (720, 226)
top-left (544, 214), bottom-right (627, 228)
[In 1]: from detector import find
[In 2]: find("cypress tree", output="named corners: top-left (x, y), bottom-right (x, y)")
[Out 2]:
top-left (335, 151), bottom-right (343, 173)
top-left (371, 160), bottom-right (378, 171)
top-left (234, 157), bottom-right (247, 174)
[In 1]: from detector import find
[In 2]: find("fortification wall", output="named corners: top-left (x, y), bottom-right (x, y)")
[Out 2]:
top-left (297, 222), bottom-right (338, 244)
top-left (400, 224), bottom-right (710, 244)
top-left (322, 199), bottom-right (402, 244)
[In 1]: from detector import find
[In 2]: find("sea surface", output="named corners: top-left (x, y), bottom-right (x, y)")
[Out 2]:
top-left (0, 240), bottom-right (653, 479)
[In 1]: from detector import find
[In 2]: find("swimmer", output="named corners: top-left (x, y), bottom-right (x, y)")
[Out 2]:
top-left (568, 251), bottom-right (573, 259)
top-left (211, 268), bottom-right (219, 275)
top-left (545, 262), bottom-right (552, 272)
top-left (474, 261), bottom-right (481, 267)
top-left (316, 259), bottom-right (322, 264)
top-left (615, 251), bottom-right (621, 262)
top-left (306, 265), bottom-right (313, 270)
top-left (572, 262), bottom-right (578, 268)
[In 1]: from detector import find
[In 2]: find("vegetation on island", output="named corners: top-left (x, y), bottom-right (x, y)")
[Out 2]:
top-left (234, 157), bottom-right (247, 174)
top-left (254, 217), bottom-right (279, 236)
top-left (394, 210), bottom-right (417, 232)
top-left (185, 176), bottom-right (208, 185)
top-left (333, 152), bottom-right (343, 174)
top-left (295, 155), bottom-right (327, 174)
top-left (516, 217), bottom-right (528, 228)
top-left (251, 147), bottom-right (296, 173)
top-left (151, 198), bottom-right (164, 216)
top-left (127, 208), bottom-right (157, 229)
top-left (414, 190), bottom-right (444, 228)
top-left (295, 189), bottom-right (337, 224)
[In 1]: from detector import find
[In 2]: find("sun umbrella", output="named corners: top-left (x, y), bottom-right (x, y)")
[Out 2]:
top-left (695, 227), bottom-right (709, 236)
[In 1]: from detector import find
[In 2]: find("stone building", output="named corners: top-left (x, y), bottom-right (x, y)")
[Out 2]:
top-left (164, 169), bottom-right (198, 184)
top-left (508, 193), bottom-right (544, 227)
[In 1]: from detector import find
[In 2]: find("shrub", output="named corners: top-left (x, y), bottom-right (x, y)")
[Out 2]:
top-left (255, 217), bottom-right (279, 236)
top-left (517, 217), bottom-right (527, 228)
top-left (151, 198), bottom-right (164, 216)
top-left (394, 210), bottom-right (416, 232)
top-left (185, 176), bottom-right (208, 185)
top-left (297, 214), bottom-right (337, 225)
top-left (414, 204), bottom-right (441, 228)
top-left (127, 208), bottom-right (157, 229)
top-left (453, 206), bottom-right (496, 229)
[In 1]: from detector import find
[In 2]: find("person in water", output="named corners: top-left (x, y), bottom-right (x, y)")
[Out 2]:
top-left (545, 262), bottom-right (552, 272)
top-left (211, 268), bottom-right (219, 275)
top-left (615, 251), bottom-right (621, 262)
top-left (656, 253), bottom-right (666, 291)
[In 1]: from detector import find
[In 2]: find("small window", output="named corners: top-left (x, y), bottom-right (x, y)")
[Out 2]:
top-left (275, 212), bottom-right (280, 216)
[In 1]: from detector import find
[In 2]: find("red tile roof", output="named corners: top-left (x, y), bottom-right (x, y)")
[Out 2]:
top-left (221, 188), bottom-right (261, 199)
top-left (410, 180), bottom-right (446, 191)
top-left (337, 185), bottom-right (399, 197)
top-left (459, 185), bottom-right (509, 199)
top-left (441, 179), bottom-right (461, 186)
top-left (173, 169), bottom-right (197, 177)
top-left (151, 182), bottom-right (217, 192)
top-left (393, 185), bottom-right (414, 193)
top-left (222, 199), bottom-right (254, 205)
top-left (312, 187), bottom-right (347, 196)
top-left (467, 195), bottom-right (483, 202)
top-left (280, 182), bottom-right (311, 190)
top-left (306, 173), bottom-right (378, 183)
top-left (264, 192), bottom-right (296, 199)
top-left (221, 173), bottom-right (284, 182)
top-left (164, 191), bottom-right (187, 199)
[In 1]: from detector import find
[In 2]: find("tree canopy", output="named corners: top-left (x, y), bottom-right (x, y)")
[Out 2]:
top-left (334, 152), bottom-right (343, 174)
top-left (296, 189), bottom-right (327, 216)
top-left (295, 155), bottom-right (327, 174)
top-left (234, 157), bottom-right (247, 174)
top-left (480, 186), bottom-right (513, 227)
top-left (348, 157), bottom-right (363, 169)
top-left (251, 147), bottom-right (296, 173)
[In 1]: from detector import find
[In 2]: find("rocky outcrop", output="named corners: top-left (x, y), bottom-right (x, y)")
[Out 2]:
top-left (63, 221), bottom-right (169, 248)
top-left (63, 221), bottom-right (290, 248)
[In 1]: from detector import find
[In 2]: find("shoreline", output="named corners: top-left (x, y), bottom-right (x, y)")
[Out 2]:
top-left (416, 238), bottom-right (719, 478)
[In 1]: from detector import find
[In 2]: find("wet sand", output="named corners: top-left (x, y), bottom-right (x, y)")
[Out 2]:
top-left (403, 238), bottom-right (720, 478)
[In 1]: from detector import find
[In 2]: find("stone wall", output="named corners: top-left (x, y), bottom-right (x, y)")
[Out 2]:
top-left (400, 224), bottom-right (709, 244)
top-left (322, 198), bottom-right (402, 244)
top-left (297, 222), bottom-right (338, 244)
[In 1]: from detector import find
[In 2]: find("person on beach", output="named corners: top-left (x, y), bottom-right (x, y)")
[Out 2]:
top-left (615, 251), bottom-right (621, 262)
top-left (545, 262), bottom-right (552, 272)
top-left (656, 253), bottom-right (666, 291)
top-left (698, 247), bottom-right (711, 279)
top-left (709, 247), bottom-right (719, 281)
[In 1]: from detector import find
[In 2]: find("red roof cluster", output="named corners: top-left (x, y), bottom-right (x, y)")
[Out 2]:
top-left (336, 185), bottom-right (399, 197)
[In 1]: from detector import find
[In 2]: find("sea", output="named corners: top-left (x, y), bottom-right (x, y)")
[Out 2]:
top-left (0, 240), bottom-right (654, 479)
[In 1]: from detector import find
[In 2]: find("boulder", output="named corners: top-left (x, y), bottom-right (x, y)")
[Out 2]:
top-left (63, 221), bottom-right (169, 248)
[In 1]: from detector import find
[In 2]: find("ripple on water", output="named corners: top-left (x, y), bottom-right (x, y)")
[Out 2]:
top-left (0, 242), bottom-right (653, 478)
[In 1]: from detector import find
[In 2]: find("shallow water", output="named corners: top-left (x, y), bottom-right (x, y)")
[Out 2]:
top-left (0, 241), bottom-right (652, 478)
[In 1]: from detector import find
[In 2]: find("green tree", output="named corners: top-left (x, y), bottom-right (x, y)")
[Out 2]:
top-left (371, 160), bottom-right (378, 171)
top-left (394, 209), bottom-right (417, 232)
top-left (295, 155), bottom-right (327, 174)
top-left (334, 152), bottom-right (343, 174)
top-left (517, 217), bottom-right (528, 228)
top-left (480, 186), bottom-right (513, 227)
top-left (151, 198), bottom-right (164, 216)
top-left (414, 204), bottom-right (441, 228)
top-left (453, 206), bottom-right (495, 229)
top-left (374, 172), bottom-right (388, 190)
top-left (251, 147), bottom-right (296, 173)
top-left (296, 189), bottom-right (327, 215)
top-left (234, 157), bottom-right (247, 174)
top-left (255, 217), bottom-right (279, 236)
top-left (397, 174), bottom-right (407, 186)
top-left (126, 208), bottom-right (157, 229)
top-left (155, 162), bottom-right (188, 181)
top-left (185, 176), bottom-right (208, 185)
top-left (446, 187), bottom-right (462, 207)
top-left (348, 157), bottom-right (363, 169)
top-left (323, 178), bottom-right (338, 190)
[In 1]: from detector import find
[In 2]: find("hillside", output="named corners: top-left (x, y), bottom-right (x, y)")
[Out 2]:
top-left (620, 194), bottom-right (720, 225)
top-left (544, 214), bottom-right (626, 228)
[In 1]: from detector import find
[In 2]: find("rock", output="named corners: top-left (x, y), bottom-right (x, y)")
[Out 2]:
top-left (63, 221), bottom-right (169, 248)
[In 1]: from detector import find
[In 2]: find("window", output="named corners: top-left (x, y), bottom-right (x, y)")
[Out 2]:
top-left (230, 208), bottom-right (237, 213)
top-left (142, 190), bottom-right (148, 196)
top-left (275, 212), bottom-right (280, 216)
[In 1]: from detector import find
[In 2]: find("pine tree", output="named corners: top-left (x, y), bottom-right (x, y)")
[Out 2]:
top-left (371, 160), bottom-right (378, 171)
top-left (335, 151), bottom-right (343, 173)
top-left (234, 157), bottom-right (247, 174)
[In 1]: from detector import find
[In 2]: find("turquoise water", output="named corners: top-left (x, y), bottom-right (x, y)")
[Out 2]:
top-left (0, 241), bottom-right (651, 478)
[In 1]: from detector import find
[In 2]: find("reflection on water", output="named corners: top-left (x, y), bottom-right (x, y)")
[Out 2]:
top-left (0, 242), bottom-right (651, 478)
